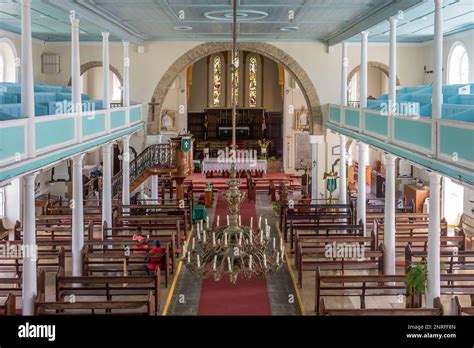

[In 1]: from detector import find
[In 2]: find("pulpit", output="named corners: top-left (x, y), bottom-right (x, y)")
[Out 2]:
top-left (170, 135), bottom-right (194, 201)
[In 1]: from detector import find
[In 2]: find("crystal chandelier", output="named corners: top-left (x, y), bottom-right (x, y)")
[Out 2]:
top-left (182, 172), bottom-right (285, 283)
top-left (182, 0), bottom-right (284, 283)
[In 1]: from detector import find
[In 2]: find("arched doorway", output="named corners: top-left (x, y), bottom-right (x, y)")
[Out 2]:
top-left (67, 61), bottom-right (123, 104)
top-left (0, 38), bottom-right (18, 82)
top-left (347, 61), bottom-right (401, 105)
top-left (147, 42), bottom-right (323, 136)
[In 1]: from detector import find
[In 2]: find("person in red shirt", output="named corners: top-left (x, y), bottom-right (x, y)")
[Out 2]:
top-left (132, 227), bottom-right (148, 254)
top-left (145, 240), bottom-right (166, 274)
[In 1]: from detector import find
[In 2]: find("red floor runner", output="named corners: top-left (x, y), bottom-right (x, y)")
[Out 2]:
top-left (197, 190), bottom-right (272, 315)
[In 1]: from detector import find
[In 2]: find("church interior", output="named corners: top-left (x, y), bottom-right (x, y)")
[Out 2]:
top-left (0, 0), bottom-right (473, 335)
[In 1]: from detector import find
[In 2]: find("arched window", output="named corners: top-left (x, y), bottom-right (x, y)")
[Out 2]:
top-left (231, 51), bottom-right (239, 106)
top-left (348, 72), bottom-right (359, 105)
top-left (248, 55), bottom-right (258, 107)
top-left (212, 55), bottom-right (223, 107)
top-left (0, 39), bottom-right (18, 83)
top-left (0, 55), bottom-right (4, 82)
top-left (448, 42), bottom-right (469, 84)
top-left (111, 73), bottom-right (122, 101)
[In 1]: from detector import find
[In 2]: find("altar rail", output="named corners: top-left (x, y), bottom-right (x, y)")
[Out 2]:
top-left (0, 104), bottom-right (143, 183)
top-left (328, 105), bottom-right (474, 186)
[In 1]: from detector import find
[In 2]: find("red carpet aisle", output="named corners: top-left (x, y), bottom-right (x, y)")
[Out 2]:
top-left (197, 190), bottom-right (272, 315)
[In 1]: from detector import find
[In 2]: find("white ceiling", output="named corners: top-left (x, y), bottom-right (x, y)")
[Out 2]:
top-left (0, 0), bottom-right (471, 45)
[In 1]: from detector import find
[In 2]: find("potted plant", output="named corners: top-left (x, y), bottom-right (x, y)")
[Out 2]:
top-left (257, 139), bottom-right (271, 156)
top-left (406, 262), bottom-right (427, 308)
top-left (272, 202), bottom-right (280, 217)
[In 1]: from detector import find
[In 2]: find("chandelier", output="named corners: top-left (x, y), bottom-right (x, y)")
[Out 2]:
top-left (182, 0), bottom-right (284, 283)
top-left (182, 172), bottom-right (285, 283)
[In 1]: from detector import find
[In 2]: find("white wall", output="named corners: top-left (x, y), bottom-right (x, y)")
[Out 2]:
top-left (4, 178), bottom-right (21, 226)
top-left (421, 29), bottom-right (474, 84)
top-left (0, 30), bottom-right (47, 84)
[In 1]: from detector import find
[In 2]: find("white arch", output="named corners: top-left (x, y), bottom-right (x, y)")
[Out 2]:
top-left (0, 37), bottom-right (19, 83)
top-left (447, 41), bottom-right (470, 85)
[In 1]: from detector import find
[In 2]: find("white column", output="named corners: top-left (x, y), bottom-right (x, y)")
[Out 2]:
top-left (360, 31), bottom-right (369, 108)
top-left (121, 135), bottom-right (131, 208)
top-left (389, 17), bottom-right (397, 115)
top-left (151, 175), bottom-right (159, 201)
top-left (340, 42), bottom-right (348, 107)
top-left (71, 154), bottom-right (84, 276)
top-left (357, 142), bottom-right (368, 234)
top-left (339, 134), bottom-right (347, 204)
top-left (427, 172), bottom-right (441, 307)
top-left (122, 41), bottom-right (130, 108)
top-left (309, 135), bottom-right (323, 199)
top-left (383, 153), bottom-right (397, 275)
top-left (101, 143), bottom-right (113, 234)
top-left (432, 0), bottom-right (443, 120)
top-left (22, 173), bottom-right (37, 315)
top-left (21, 0), bottom-right (35, 158)
top-left (102, 32), bottom-right (110, 111)
top-left (71, 11), bottom-right (82, 142)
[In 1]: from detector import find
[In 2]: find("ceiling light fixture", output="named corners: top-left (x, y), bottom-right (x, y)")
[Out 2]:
top-left (173, 26), bottom-right (193, 31)
top-left (280, 26), bottom-right (299, 32)
top-left (204, 10), bottom-right (268, 21)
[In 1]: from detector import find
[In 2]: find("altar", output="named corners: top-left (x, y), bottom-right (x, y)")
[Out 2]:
top-left (201, 158), bottom-right (267, 175)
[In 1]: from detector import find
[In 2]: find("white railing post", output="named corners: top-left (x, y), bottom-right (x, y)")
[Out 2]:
top-left (432, 0), bottom-right (444, 157)
top-left (123, 41), bottom-right (130, 125)
top-left (102, 32), bottom-right (110, 133)
top-left (340, 42), bottom-right (348, 126)
top-left (21, 0), bottom-right (35, 158)
top-left (71, 154), bottom-right (85, 276)
top-left (22, 172), bottom-right (37, 315)
top-left (360, 31), bottom-right (369, 133)
top-left (388, 16), bottom-right (398, 141)
top-left (71, 11), bottom-right (82, 143)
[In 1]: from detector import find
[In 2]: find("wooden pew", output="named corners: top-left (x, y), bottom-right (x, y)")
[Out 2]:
top-left (452, 296), bottom-right (474, 315)
top-left (456, 214), bottom-right (474, 249)
top-left (0, 219), bottom-right (12, 241)
top-left (366, 212), bottom-right (429, 229)
top-left (405, 244), bottom-right (474, 273)
top-left (0, 294), bottom-right (16, 316)
top-left (291, 220), bottom-right (364, 251)
top-left (0, 269), bottom-right (45, 299)
top-left (82, 241), bottom-right (170, 287)
top-left (365, 198), bottom-right (415, 214)
top-left (119, 202), bottom-right (191, 229)
top-left (0, 247), bottom-right (65, 275)
top-left (319, 297), bottom-right (443, 316)
top-left (281, 202), bottom-right (354, 235)
top-left (35, 221), bottom-right (94, 242)
top-left (56, 267), bottom-right (161, 314)
top-left (103, 220), bottom-right (178, 270)
top-left (373, 219), bottom-right (463, 253)
top-left (35, 293), bottom-right (154, 315)
top-left (297, 237), bottom-right (384, 287)
top-left (315, 268), bottom-right (474, 314)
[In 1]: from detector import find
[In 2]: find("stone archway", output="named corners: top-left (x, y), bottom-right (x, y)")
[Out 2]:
top-left (67, 61), bottom-right (123, 86)
top-left (347, 61), bottom-right (401, 86)
top-left (147, 42), bottom-right (323, 135)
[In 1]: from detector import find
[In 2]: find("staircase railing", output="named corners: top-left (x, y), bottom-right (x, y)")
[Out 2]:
top-left (112, 143), bottom-right (177, 198)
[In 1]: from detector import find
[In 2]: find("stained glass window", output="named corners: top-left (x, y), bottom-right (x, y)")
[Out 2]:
top-left (249, 55), bottom-right (257, 107)
top-left (231, 52), bottom-right (239, 106)
top-left (213, 55), bottom-right (222, 107)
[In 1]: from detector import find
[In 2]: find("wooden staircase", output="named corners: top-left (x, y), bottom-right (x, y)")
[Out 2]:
top-left (112, 144), bottom-right (177, 198)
